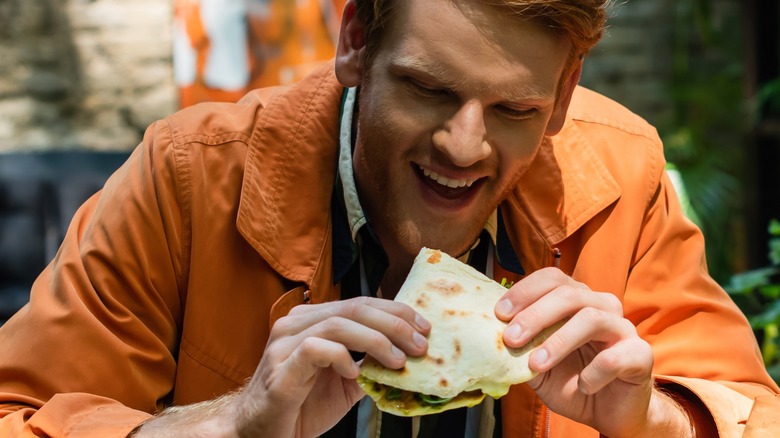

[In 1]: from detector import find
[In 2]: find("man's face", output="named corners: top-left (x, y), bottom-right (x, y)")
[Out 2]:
top-left (339, 0), bottom-right (576, 264)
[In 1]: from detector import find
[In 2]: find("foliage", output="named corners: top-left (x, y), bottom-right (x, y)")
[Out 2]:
top-left (754, 76), bottom-right (780, 120)
top-left (660, 0), bottom-right (746, 284)
top-left (662, 1), bottom-right (780, 383)
top-left (726, 219), bottom-right (780, 384)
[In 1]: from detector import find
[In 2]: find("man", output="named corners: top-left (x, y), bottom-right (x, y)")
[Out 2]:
top-left (0, 0), bottom-right (776, 436)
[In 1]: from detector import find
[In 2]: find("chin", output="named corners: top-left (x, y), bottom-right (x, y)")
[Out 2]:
top-left (397, 223), bottom-right (477, 261)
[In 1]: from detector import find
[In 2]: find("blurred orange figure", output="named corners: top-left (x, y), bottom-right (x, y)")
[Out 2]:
top-left (173, 0), bottom-right (345, 108)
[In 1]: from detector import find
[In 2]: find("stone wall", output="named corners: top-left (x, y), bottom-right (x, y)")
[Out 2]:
top-left (581, 1), bottom-right (675, 126)
top-left (0, 0), bottom-right (726, 152)
top-left (0, 0), bottom-right (175, 152)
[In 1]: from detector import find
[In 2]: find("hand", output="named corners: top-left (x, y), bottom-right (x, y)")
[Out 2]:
top-left (495, 268), bottom-right (692, 438)
top-left (234, 296), bottom-right (430, 438)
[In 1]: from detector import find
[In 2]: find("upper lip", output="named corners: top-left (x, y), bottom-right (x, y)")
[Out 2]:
top-left (417, 164), bottom-right (480, 188)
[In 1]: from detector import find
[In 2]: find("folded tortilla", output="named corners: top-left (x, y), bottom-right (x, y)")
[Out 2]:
top-left (358, 247), bottom-right (561, 417)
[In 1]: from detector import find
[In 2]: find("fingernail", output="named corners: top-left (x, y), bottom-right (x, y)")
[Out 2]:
top-left (504, 323), bottom-right (522, 341)
top-left (392, 345), bottom-right (405, 360)
top-left (413, 332), bottom-right (427, 348)
top-left (533, 348), bottom-right (549, 366)
top-left (496, 299), bottom-right (513, 315)
top-left (415, 314), bottom-right (431, 331)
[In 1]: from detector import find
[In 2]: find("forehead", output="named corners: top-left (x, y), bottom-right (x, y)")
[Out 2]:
top-left (376, 0), bottom-right (571, 99)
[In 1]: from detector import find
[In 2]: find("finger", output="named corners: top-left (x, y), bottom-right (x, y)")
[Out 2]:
top-left (495, 267), bottom-right (588, 321)
top-left (276, 296), bottom-right (431, 340)
top-left (503, 287), bottom-right (623, 348)
top-left (576, 337), bottom-right (654, 395)
top-left (288, 337), bottom-right (362, 382)
top-left (528, 307), bottom-right (638, 371)
top-left (291, 316), bottom-right (411, 369)
top-left (254, 336), bottom-right (359, 409)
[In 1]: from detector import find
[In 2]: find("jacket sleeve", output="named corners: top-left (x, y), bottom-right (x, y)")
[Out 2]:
top-left (623, 170), bottom-right (779, 436)
top-left (0, 120), bottom-right (187, 437)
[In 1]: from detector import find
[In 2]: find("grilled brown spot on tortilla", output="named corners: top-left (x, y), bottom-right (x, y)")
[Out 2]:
top-left (423, 355), bottom-right (445, 365)
top-left (427, 278), bottom-right (463, 295)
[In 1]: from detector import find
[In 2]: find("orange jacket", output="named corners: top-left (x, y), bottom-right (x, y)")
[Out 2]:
top-left (0, 62), bottom-right (776, 437)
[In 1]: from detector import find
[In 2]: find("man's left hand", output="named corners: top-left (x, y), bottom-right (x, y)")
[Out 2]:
top-left (495, 267), bottom-right (694, 438)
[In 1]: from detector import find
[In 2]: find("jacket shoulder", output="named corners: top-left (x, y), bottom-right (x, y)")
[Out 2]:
top-left (160, 62), bottom-right (340, 150)
top-left (566, 86), bottom-right (660, 143)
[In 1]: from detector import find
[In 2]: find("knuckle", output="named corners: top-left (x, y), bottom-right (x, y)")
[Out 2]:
top-left (534, 266), bottom-right (563, 282)
top-left (398, 303), bottom-right (418, 322)
top-left (269, 315), bottom-right (297, 340)
top-left (519, 305), bottom-right (543, 326)
top-left (298, 336), bottom-right (319, 354)
top-left (618, 318), bottom-right (638, 336)
top-left (262, 340), bottom-right (284, 362)
top-left (390, 316), bottom-right (409, 337)
top-left (320, 315), bottom-right (349, 334)
top-left (351, 295), bottom-right (372, 307)
top-left (578, 306), bottom-right (605, 325)
top-left (271, 315), bottom-right (293, 332)
top-left (557, 284), bottom-right (580, 302)
top-left (602, 293), bottom-right (623, 315)
top-left (369, 330), bottom-right (391, 350)
top-left (596, 349), bottom-right (622, 371)
top-left (296, 337), bottom-right (331, 366)
top-left (338, 300), bottom-right (362, 320)
top-left (542, 330), bottom-right (567, 353)
top-left (286, 304), bottom-right (307, 317)
top-left (577, 371), bottom-right (596, 392)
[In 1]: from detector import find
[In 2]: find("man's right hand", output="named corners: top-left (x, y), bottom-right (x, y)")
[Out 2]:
top-left (133, 296), bottom-right (430, 438)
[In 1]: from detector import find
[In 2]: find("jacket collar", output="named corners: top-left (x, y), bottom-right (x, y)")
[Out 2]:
top-left (509, 114), bottom-right (621, 246)
top-left (236, 62), bottom-right (343, 300)
top-left (236, 63), bottom-right (620, 291)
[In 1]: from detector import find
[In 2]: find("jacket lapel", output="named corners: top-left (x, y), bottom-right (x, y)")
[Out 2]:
top-left (502, 92), bottom-right (622, 272)
top-left (236, 62), bottom-right (343, 303)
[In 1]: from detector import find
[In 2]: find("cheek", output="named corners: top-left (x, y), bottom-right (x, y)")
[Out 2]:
top-left (493, 130), bottom-right (547, 183)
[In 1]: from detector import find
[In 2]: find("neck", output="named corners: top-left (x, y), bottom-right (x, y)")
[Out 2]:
top-left (377, 236), bottom-right (415, 300)
top-left (379, 260), bottom-right (412, 301)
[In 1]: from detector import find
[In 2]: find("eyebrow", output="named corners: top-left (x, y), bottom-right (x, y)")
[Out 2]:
top-left (390, 55), bottom-right (556, 103)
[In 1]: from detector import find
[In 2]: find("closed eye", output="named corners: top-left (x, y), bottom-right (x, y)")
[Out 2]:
top-left (494, 105), bottom-right (537, 120)
top-left (406, 77), bottom-right (452, 99)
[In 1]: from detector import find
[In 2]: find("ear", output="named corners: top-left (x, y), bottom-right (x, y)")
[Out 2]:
top-left (335, 0), bottom-right (367, 87)
top-left (545, 59), bottom-right (582, 136)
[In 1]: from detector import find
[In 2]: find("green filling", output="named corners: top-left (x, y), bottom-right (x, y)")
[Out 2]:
top-left (363, 376), bottom-right (464, 408)
top-left (385, 387), bottom-right (403, 401)
top-left (417, 393), bottom-right (454, 405)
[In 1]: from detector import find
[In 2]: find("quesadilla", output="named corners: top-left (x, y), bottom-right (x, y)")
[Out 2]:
top-left (358, 247), bottom-right (561, 417)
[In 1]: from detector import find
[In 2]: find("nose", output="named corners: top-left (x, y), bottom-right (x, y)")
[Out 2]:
top-left (432, 99), bottom-right (492, 167)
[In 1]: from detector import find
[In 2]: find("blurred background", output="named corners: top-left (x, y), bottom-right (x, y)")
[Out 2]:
top-left (0, 0), bottom-right (779, 379)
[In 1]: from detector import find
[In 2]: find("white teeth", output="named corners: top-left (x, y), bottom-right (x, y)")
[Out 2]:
top-left (420, 166), bottom-right (476, 188)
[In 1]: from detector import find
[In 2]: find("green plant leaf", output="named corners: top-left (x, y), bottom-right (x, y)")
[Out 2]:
top-left (749, 300), bottom-right (780, 329)
top-left (768, 219), bottom-right (780, 236)
top-left (726, 267), bottom-right (778, 294)
top-left (762, 324), bottom-right (779, 364)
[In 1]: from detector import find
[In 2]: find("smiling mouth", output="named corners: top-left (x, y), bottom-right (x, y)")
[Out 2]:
top-left (419, 166), bottom-right (477, 188)
top-left (415, 164), bottom-right (483, 201)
